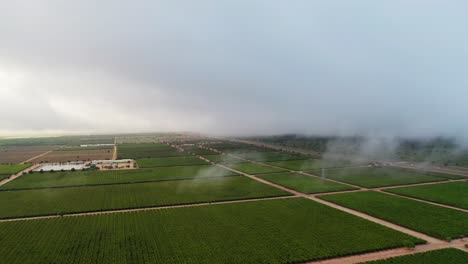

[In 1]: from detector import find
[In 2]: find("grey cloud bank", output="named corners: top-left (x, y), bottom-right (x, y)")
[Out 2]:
top-left (0, 1), bottom-right (467, 138)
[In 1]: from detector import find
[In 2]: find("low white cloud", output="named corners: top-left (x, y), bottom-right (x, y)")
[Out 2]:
top-left (0, 1), bottom-right (467, 138)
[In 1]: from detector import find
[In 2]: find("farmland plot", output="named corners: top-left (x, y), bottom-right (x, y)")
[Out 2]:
top-left (0, 165), bottom-right (237, 190)
top-left (318, 167), bottom-right (451, 188)
top-left (386, 181), bottom-right (468, 209)
top-left (0, 146), bottom-right (56, 164)
top-left (0, 198), bottom-right (422, 263)
top-left (258, 172), bottom-right (357, 194)
top-left (0, 164), bottom-right (30, 178)
top-left (319, 191), bottom-right (468, 239)
top-left (225, 162), bottom-right (288, 174)
top-left (137, 156), bottom-right (209, 168)
top-left (118, 143), bottom-right (189, 159)
top-left (364, 248), bottom-right (468, 264)
top-left (0, 176), bottom-right (289, 219)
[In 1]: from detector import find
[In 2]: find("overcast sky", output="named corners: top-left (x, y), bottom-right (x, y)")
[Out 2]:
top-left (1, 1), bottom-right (467, 138)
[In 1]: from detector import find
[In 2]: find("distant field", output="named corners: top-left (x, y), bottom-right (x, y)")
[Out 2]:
top-left (116, 136), bottom-right (160, 144)
top-left (364, 248), bottom-right (468, 264)
top-left (0, 164), bottom-right (31, 177)
top-left (319, 191), bottom-right (468, 239)
top-left (0, 198), bottom-right (423, 263)
top-left (0, 165), bottom-right (236, 190)
top-left (137, 156), bottom-right (209, 168)
top-left (318, 167), bottom-right (451, 188)
top-left (0, 176), bottom-right (290, 219)
top-left (180, 146), bottom-right (218, 155)
top-left (258, 172), bottom-right (357, 194)
top-left (56, 146), bottom-right (113, 151)
top-left (266, 159), bottom-right (351, 171)
top-left (233, 152), bottom-right (310, 162)
top-left (225, 162), bottom-right (288, 174)
top-left (202, 154), bottom-right (246, 164)
top-left (30, 149), bottom-right (112, 163)
top-left (118, 143), bottom-right (189, 159)
top-left (208, 142), bottom-right (272, 154)
top-left (386, 182), bottom-right (468, 209)
top-left (0, 146), bottom-right (56, 164)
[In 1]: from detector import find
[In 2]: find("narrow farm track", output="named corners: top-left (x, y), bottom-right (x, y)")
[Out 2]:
top-left (309, 196), bottom-right (444, 244)
top-left (0, 195), bottom-right (298, 223)
top-left (192, 143), bottom-right (468, 264)
top-left (20, 149), bottom-right (55, 164)
top-left (0, 164), bottom-right (41, 187)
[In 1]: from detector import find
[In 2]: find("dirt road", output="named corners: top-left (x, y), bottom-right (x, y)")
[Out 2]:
top-left (0, 164), bottom-right (41, 187)
top-left (112, 137), bottom-right (118, 160)
top-left (21, 149), bottom-right (54, 164)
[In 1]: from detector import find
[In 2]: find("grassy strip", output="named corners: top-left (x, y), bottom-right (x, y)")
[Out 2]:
top-left (258, 172), bottom-right (358, 194)
top-left (0, 176), bottom-right (290, 219)
top-left (319, 191), bottom-right (468, 240)
top-left (386, 181), bottom-right (468, 210)
top-left (0, 198), bottom-right (423, 263)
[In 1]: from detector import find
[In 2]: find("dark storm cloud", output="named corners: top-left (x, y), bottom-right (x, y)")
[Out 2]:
top-left (0, 1), bottom-right (467, 138)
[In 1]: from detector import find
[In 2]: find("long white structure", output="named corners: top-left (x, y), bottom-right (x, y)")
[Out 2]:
top-left (34, 164), bottom-right (85, 172)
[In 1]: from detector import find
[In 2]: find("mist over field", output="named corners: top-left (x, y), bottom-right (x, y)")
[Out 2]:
top-left (1, 1), bottom-right (467, 140)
